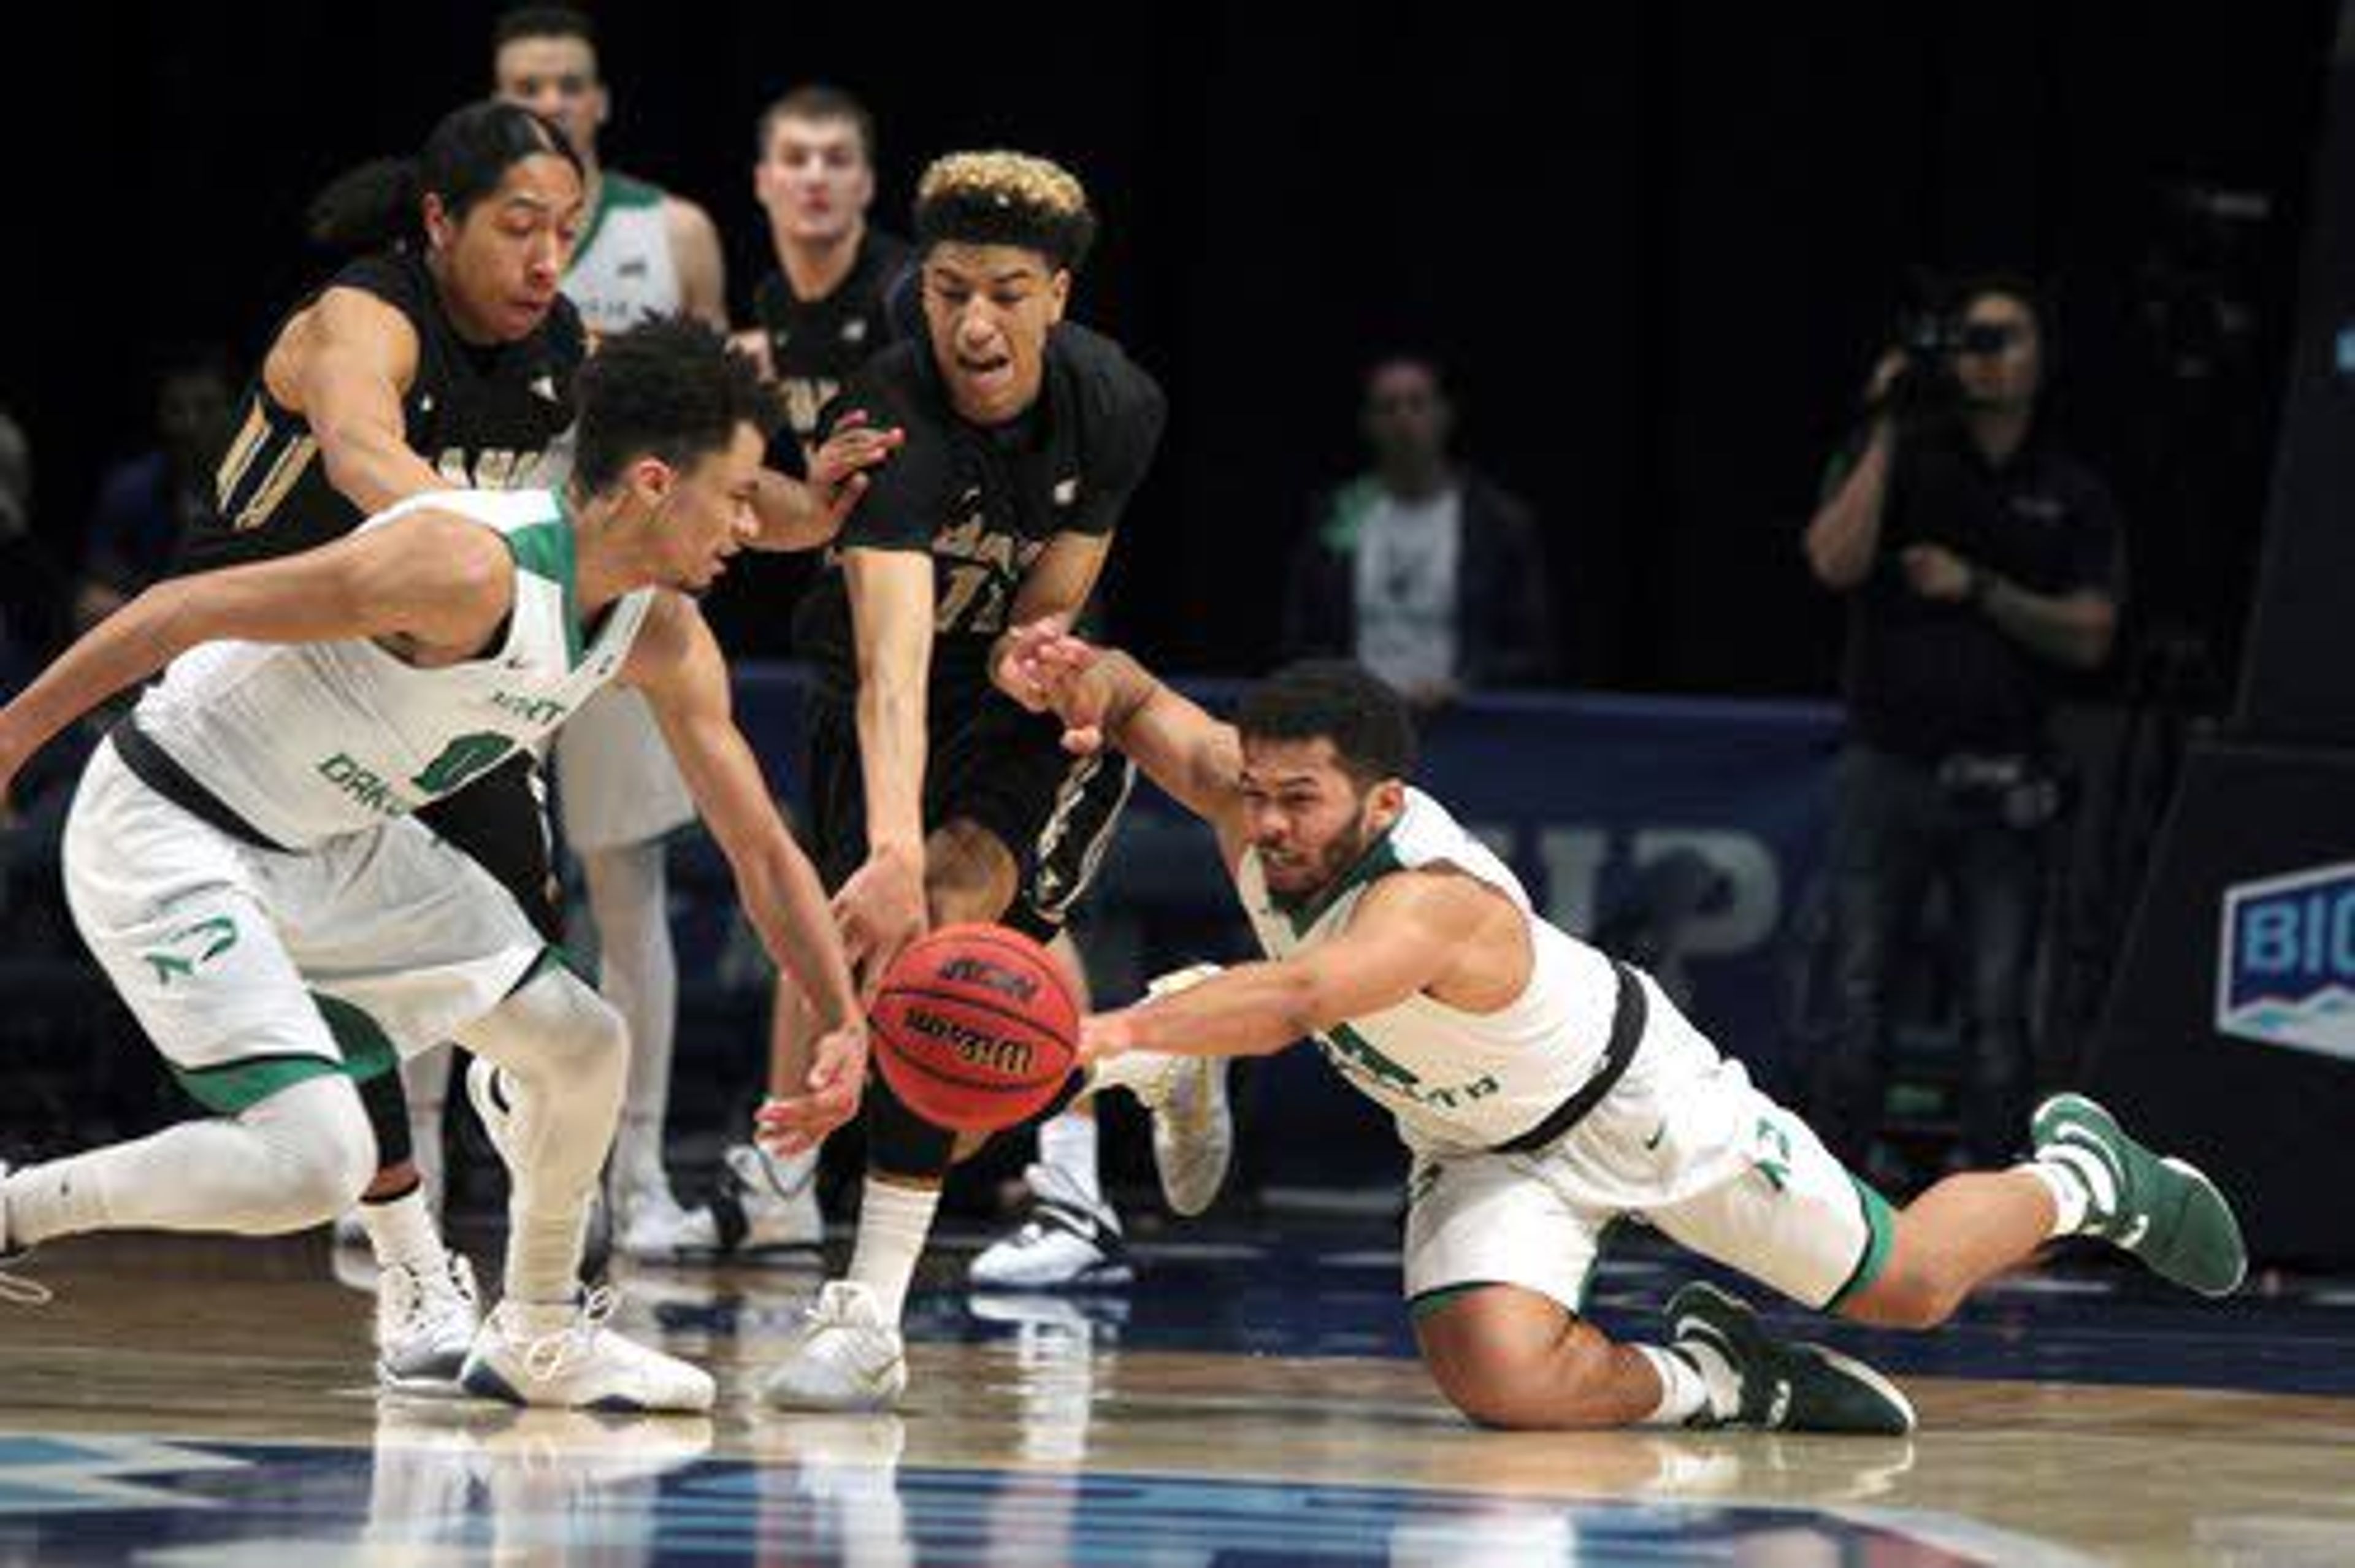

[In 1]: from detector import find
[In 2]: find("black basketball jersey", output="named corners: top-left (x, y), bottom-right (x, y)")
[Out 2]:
top-left (185, 248), bottom-right (586, 572)
top-left (752, 228), bottom-right (914, 457)
top-left (791, 322), bottom-right (1166, 708)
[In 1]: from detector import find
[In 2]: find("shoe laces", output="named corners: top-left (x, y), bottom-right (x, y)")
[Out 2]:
top-left (520, 1285), bottom-right (620, 1382)
top-left (387, 1254), bottom-right (477, 1332)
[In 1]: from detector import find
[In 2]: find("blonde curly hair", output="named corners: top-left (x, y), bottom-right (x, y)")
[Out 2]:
top-left (914, 150), bottom-right (1097, 270)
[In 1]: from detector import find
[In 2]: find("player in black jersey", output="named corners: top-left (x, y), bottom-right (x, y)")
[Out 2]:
top-left (746, 86), bottom-right (913, 451)
top-left (750, 152), bottom-right (1228, 1412)
top-left (184, 100), bottom-right (591, 1390)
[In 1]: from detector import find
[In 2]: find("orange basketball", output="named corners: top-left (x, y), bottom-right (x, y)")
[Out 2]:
top-left (871, 924), bottom-right (1080, 1133)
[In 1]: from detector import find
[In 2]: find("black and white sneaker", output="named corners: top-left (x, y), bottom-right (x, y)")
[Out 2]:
top-left (1668, 1280), bottom-right (1915, 1436)
top-left (967, 1163), bottom-right (1133, 1290)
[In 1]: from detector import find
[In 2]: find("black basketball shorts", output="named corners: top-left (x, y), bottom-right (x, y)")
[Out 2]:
top-left (803, 691), bottom-right (1135, 941)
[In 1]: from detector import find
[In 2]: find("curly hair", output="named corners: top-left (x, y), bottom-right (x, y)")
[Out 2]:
top-left (1235, 660), bottom-right (1419, 788)
top-left (913, 151), bottom-right (1097, 272)
top-left (572, 318), bottom-right (777, 496)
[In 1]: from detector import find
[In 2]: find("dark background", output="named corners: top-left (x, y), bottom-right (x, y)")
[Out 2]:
top-left (4, 4), bottom-right (2335, 695)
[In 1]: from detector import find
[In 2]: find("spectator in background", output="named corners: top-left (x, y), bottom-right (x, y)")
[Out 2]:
top-left (745, 85), bottom-right (912, 457)
top-left (0, 410), bottom-right (42, 691)
top-left (77, 352), bottom-right (232, 631)
top-left (1801, 275), bottom-right (2122, 1177)
top-left (1282, 358), bottom-right (1555, 706)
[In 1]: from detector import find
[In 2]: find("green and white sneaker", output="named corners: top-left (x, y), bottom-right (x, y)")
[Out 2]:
top-left (2032, 1093), bottom-right (2246, 1298)
top-left (1668, 1281), bottom-right (1916, 1436)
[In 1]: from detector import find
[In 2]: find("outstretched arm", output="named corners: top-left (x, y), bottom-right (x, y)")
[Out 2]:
top-left (1082, 871), bottom-right (1477, 1061)
top-left (0, 513), bottom-right (507, 800)
top-left (995, 621), bottom-right (1249, 857)
top-left (269, 287), bottom-right (445, 513)
top-left (745, 416), bottom-right (905, 553)
top-left (624, 592), bottom-right (869, 1144)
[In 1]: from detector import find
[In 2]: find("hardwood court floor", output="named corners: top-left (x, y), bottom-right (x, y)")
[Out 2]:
top-left (1, 1228), bottom-right (2351, 1565)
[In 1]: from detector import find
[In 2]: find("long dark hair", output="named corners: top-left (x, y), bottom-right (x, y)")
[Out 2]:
top-left (306, 101), bottom-right (580, 256)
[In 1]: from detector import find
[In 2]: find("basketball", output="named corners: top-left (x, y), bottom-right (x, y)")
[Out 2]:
top-left (870, 923), bottom-right (1080, 1133)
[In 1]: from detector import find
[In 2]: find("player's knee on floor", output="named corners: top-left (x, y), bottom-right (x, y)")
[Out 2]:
top-left (243, 1074), bottom-right (379, 1230)
top-left (1413, 1285), bottom-right (1615, 1429)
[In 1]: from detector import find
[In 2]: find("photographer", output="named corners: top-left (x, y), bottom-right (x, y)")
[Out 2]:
top-left (1802, 276), bottom-right (2122, 1176)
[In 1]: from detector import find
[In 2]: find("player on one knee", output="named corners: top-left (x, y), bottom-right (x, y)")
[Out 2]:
top-left (985, 624), bottom-right (2246, 1432)
top-left (0, 321), bottom-right (864, 1413)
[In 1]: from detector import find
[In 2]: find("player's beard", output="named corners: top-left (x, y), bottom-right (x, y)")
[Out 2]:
top-left (1284, 795), bottom-right (1383, 902)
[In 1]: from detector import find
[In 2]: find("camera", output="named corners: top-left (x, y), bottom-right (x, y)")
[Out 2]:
top-left (1871, 270), bottom-right (1967, 419)
top-left (1870, 269), bottom-right (2033, 424)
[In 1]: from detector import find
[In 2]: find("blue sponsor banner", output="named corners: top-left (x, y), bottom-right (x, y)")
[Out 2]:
top-left (2216, 860), bottom-right (2355, 1063)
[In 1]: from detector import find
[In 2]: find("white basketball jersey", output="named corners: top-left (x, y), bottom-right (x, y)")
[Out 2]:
top-left (1236, 787), bottom-right (1623, 1155)
top-left (135, 489), bottom-right (654, 849)
top-left (563, 173), bottom-right (680, 337)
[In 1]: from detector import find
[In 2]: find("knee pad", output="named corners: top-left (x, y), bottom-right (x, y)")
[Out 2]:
top-left (864, 1065), bottom-right (958, 1178)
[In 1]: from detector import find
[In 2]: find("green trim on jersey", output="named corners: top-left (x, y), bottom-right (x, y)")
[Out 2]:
top-left (570, 170), bottom-right (666, 270)
top-left (502, 501), bottom-right (584, 667)
top-left (1824, 1174), bottom-right (1899, 1311)
top-left (1276, 826), bottom-right (1404, 938)
top-left (170, 993), bottom-right (402, 1114)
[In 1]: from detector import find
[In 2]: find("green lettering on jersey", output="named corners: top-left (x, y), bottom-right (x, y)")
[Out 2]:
top-left (412, 732), bottom-right (516, 795)
top-left (1322, 1022), bottom-right (1422, 1091)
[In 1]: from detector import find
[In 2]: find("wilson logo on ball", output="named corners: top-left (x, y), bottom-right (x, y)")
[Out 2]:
top-left (872, 924), bottom-right (1079, 1133)
top-left (902, 1005), bottom-right (1038, 1076)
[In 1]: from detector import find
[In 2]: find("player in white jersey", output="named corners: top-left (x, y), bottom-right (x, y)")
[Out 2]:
top-left (925, 624), bottom-right (2251, 1433)
top-left (0, 321), bottom-right (865, 1413)
top-left (492, 5), bottom-right (732, 1250)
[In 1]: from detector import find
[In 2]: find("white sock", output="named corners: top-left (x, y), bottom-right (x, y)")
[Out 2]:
top-left (846, 1177), bottom-right (940, 1323)
top-left (361, 1184), bottom-right (446, 1274)
top-left (2020, 1157), bottom-right (2100, 1237)
top-left (399, 1046), bottom-right (453, 1199)
top-left (1636, 1343), bottom-right (1725, 1426)
top-left (1036, 1112), bottom-right (1101, 1207)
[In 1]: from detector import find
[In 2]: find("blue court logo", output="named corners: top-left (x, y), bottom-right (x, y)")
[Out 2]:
top-left (2216, 860), bottom-right (2355, 1063)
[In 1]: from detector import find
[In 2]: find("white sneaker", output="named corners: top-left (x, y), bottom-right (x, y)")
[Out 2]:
top-left (465, 1057), bottom-right (519, 1161)
top-left (1149, 1053), bottom-right (1233, 1218)
top-left (460, 1289), bottom-right (716, 1413)
top-left (759, 1281), bottom-right (908, 1412)
top-left (968, 1163), bottom-right (1132, 1289)
top-left (0, 1163), bottom-right (48, 1307)
top-left (377, 1252), bottom-right (483, 1391)
top-left (617, 1199), bottom-right (724, 1263)
top-left (1092, 965), bottom-right (1235, 1217)
top-left (711, 1144), bottom-right (824, 1256)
